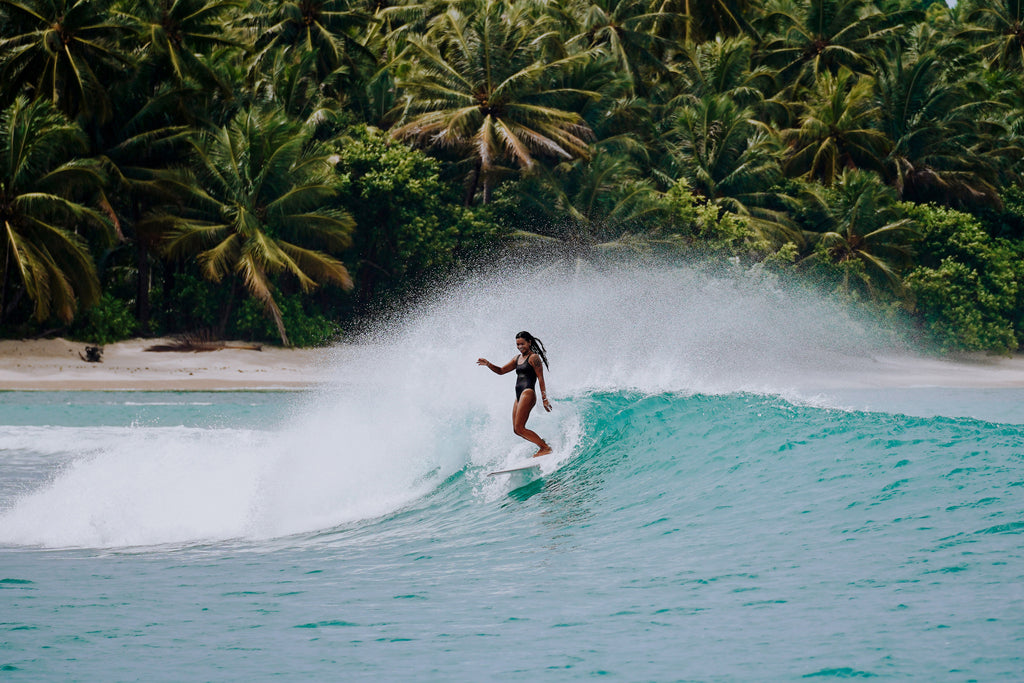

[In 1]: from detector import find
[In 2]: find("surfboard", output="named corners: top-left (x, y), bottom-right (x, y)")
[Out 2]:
top-left (487, 457), bottom-right (547, 476)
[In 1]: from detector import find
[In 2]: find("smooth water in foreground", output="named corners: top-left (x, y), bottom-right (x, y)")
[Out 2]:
top-left (2, 268), bottom-right (1023, 681)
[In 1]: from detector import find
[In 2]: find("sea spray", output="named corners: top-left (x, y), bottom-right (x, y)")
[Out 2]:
top-left (326, 262), bottom-right (903, 396)
top-left (0, 263), bottom-right (906, 548)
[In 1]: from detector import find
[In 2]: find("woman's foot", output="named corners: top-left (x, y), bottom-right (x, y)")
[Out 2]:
top-left (533, 446), bottom-right (552, 457)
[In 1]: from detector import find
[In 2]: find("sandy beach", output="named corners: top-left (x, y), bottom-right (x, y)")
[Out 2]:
top-left (0, 338), bottom-right (329, 390)
top-left (3, 337), bottom-right (1024, 391)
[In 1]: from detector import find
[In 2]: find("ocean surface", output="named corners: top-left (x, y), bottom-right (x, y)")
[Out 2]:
top-left (2, 267), bottom-right (1023, 681)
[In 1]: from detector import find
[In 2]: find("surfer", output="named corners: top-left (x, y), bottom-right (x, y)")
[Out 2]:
top-left (478, 331), bottom-right (552, 457)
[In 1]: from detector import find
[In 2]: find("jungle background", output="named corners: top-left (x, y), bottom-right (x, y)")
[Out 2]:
top-left (1, 0), bottom-right (1022, 351)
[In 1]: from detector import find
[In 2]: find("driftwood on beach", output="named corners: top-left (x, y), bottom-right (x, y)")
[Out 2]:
top-left (144, 333), bottom-right (262, 353)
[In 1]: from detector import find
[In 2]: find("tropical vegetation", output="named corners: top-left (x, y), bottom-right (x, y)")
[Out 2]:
top-left (0, 0), bottom-right (1022, 352)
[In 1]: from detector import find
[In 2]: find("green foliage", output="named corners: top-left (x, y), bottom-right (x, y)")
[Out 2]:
top-left (0, 97), bottom-right (110, 325)
top-left (152, 270), bottom-right (228, 334)
top-left (162, 105), bottom-right (354, 345)
top-left (664, 180), bottom-right (770, 255)
top-left (800, 169), bottom-right (917, 301)
top-left (901, 203), bottom-right (1021, 353)
top-left (231, 294), bottom-right (338, 347)
top-left (70, 293), bottom-right (138, 345)
top-left (666, 93), bottom-right (799, 246)
top-left (975, 186), bottom-right (1024, 240)
top-left (764, 241), bottom-right (800, 268)
top-left (390, 0), bottom-right (597, 204)
top-left (0, 0), bottom-right (132, 123)
top-left (905, 258), bottom-right (1018, 353)
top-left (335, 125), bottom-right (498, 305)
top-left (496, 150), bottom-right (671, 251)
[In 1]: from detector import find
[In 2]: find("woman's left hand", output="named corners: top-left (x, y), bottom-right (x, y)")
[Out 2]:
top-left (542, 398), bottom-right (552, 412)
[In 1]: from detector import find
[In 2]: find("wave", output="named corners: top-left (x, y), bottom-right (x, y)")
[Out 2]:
top-left (1, 387), bottom-right (1021, 549)
top-left (1, 265), bottom-right (1017, 549)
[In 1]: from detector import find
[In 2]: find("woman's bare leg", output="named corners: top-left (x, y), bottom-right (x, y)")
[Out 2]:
top-left (513, 389), bottom-right (551, 456)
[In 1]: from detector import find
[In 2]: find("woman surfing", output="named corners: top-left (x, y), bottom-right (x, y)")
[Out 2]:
top-left (478, 331), bottom-right (552, 457)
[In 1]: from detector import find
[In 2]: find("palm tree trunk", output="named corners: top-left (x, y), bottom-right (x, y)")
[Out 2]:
top-left (217, 279), bottom-right (237, 339)
top-left (464, 162), bottom-right (481, 206)
top-left (268, 297), bottom-right (290, 347)
top-left (136, 236), bottom-right (151, 330)
top-left (0, 241), bottom-right (8, 326)
top-left (482, 174), bottom-right (492, 205)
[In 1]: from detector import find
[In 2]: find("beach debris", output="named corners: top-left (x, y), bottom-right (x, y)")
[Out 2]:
top-left (79, 346), bottom-right (103, 363)
top-left (144, 331), bottom-right (262, 353)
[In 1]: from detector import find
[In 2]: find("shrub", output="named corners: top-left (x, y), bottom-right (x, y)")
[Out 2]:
top-left (231, 295), bottom-right (339, 347)
top-left (901, 203), bottom-right (1021, 353)
top-left (70, 293), bottom-right (138, 345)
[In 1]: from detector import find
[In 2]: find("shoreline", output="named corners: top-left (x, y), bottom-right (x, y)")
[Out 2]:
top-left (3, 337), bottom-right (1024, 391)
top-left (0, 338), bottom-right (329, 391)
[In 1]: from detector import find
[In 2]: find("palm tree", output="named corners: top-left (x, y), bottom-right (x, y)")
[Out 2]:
top-left (243, 0), bottom-right (377, 93)
top-left (391, 0), bottom-right (598, 204)
top-left (671, 35), bottom-right (774, 107)
top-left (0, 97), bottom-right (110, 325)
top-left (780, 67), bottom-right (888, 184)
top-left (162, 106), bottom-right (354, 345)
top-left (758, 0), bottom-right (911, 87)
top-left (666, 34), bottom-right (790, 131)
top-left (800, 168), bottom-right (916, 298)
top-left (961, 0), bottom-right (1024, 71)
top-left (565, 0), bottom-right (679, 96)
top-left (665, 92), bottom-right (800, 245)
top-left (119, 0), bottom-right (245, 94)
top-left (248, 46), bottom-right (342, 123)
top-left (664, 0), bottom-right (759, 44)
top-left (510, 147), bottom-right (668, 250)
top-left (873, 38), bottom-right (1011, 208)
top-left (92, 80), bottom-right (195, 329)
top-left (0, 0), bottom-right (132, 125)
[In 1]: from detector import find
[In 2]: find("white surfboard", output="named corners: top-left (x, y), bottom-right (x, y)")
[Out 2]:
top-left (487, 456), bottom-right (548, 476)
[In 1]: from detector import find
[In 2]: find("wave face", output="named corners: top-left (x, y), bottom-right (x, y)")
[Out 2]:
top-left (1, 265), bottom-right (1022, 679)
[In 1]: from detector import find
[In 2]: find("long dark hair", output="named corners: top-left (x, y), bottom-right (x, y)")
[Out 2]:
top-left (516, 331), bottom-right (549, 370)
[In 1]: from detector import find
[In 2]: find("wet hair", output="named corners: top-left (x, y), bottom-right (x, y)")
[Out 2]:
top-left (516, 331), bottom-right (549, 370)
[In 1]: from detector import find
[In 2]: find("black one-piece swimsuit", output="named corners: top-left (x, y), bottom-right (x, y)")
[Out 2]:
top-left (515, 356), bottom-right (537, 401)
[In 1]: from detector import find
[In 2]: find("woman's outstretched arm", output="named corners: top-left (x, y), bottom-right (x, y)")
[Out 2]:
top-left (477, 357), bottom-right (516, 375)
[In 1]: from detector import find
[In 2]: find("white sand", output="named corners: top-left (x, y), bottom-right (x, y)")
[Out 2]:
top-left (799, 353), bottom-right (1024, 389)
top-left (0, 338), bottom-right (328, 390)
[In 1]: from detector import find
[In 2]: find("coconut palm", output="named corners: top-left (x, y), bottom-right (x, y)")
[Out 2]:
top-left (565, 0), bottom-right (680, 96)
top-left (92, 80), bottom-right (196, 328)
top-left (244, 0), bottom-right (377, 91)
top-left (873, 38), bottom-right (1010, 208)
top-left (801, 168), bottom-right (916, 298)
top-left (0, 97), bottom-right (110, 325)
top-left (391, 0), bottom-right (598, 204)
top-left (0, 0), bottom-right (132, 124)
top-left (961, 0), bottom-right (1024, 71)
top-left (162, 106), bottom-right (354, 345)
top-left (758, 0), bottom-right (910, 87)
top-left (666, 33), bottom-right (792, 131)
top-left (671, 35), bottom-right (775, 107)
top-left (666, 92), bottom-right (800, 245)
top-left (510, 147), bottom-right (668, 249)
top-left (780, 67), bottom-right (888, 184)
top-left (119, 0), bottom-right (245, 94)
top-left (663, 0), bottom-right (758, 44)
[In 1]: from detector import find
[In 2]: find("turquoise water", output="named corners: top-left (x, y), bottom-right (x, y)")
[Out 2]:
top-left (2, 269), bottom-right (1023, 680)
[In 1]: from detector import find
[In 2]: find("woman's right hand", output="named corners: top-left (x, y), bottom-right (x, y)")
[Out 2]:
top-left (477, 358), bottom-right (489, 367)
